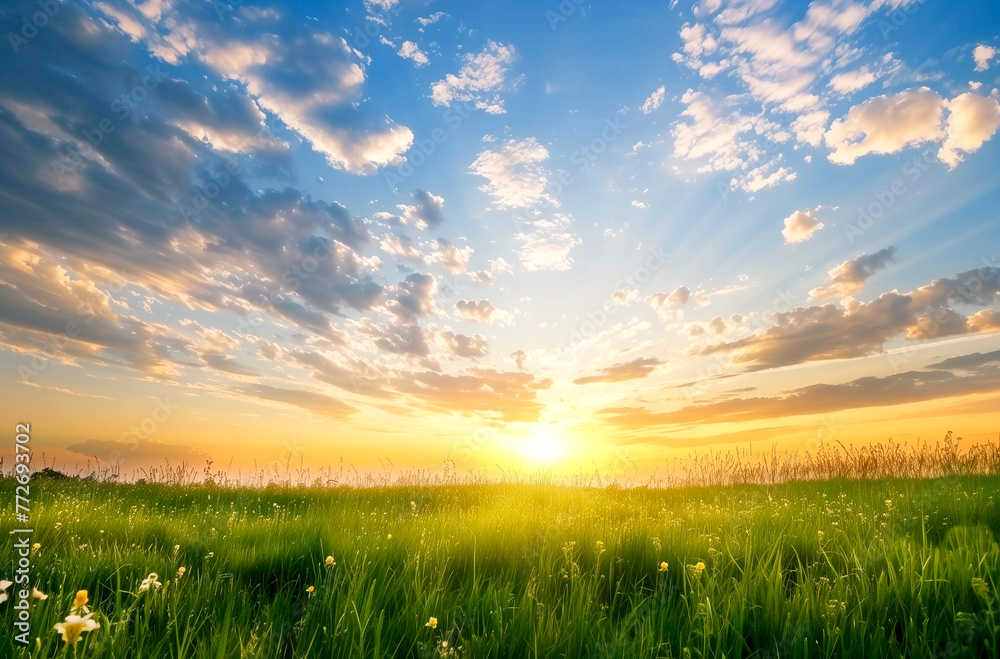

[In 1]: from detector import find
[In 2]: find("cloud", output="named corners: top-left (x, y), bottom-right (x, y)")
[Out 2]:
top-left (93, 0), bottom-right (413, 174)
top-left (927, 349), bottom-right (1000, 371)
top-left (668, 0), bottom-right (947, 189)
top-left (574, 357), bottom-right (663, 385)
top-left (430, 41), bottom-right (517, 114)
top-left (781, 209), bottom-right (824, 244)
top-left (398, 41), bottom-right (430, 67)
top-left (646, 287), bottom-right (692, 309)
top-left (455, 299), bottom-right (496, 324)
top-left (387, 273), bottom-right (438, 321)
top-left (791, 110), bottom-right (829, 147)
top-left (380, 234), bottom-right (426, 262)
top-left (469, 137), bottom-right (555, 209)
top-left (398, 190), bottom-right (447, 230)
top-left (394, 367), bottom-right (551, 423)
top-left (417, 12), bottom-right (447, 26)
top-left (515, 213), bottom-right (581, 271)
top-left (641, 85), bottom-right (666, 114)
top-left (235, 383), bottom-right (357, 419)
top-left (810, 247), bottom-right (897, 298)
top-left (440, 331), bottom-right (488, 358)
top-left (510, 350), bottom-right (527, 371)
top-left (695, 264), bottom-right (1000, 371)
top-left (432, 239), bottom-right (473, 273)
top-left (825, 87), bottom-right (945, 165)
top-left (598, 365), bottom-right (1000, 427)
top-left (938, 92), bottom-right (1000, 169)
top-left (826, 87), bottom-right (1000, 168)
top-left (973, 44), bottom-right (998, 72)
top-left (828, 66), bottom-right (877, 94)
top-left (671, 89), bottom-right (795, 190)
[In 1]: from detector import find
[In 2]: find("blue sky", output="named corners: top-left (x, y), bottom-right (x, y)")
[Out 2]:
top-left (0, 0), bottom-right (999, 474)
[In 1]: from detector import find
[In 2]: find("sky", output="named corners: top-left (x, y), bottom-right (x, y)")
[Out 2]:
top-left (0, 0), bottom-right (999, 478)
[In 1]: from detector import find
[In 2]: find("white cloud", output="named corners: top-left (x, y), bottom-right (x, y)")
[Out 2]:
top-left (641, 85), bottom-right (666, 114)
top-left (398, 41), bottom-right (429, 67)
top-left (938, 92), bottom-right (1000, 169)
top-left (678, 23), bottom-right (718, 59)
top-left (672, 90), bottom-right (754, 172)
top-left (666, 0), bottom-right (953, 190)
top-left (825, 87), bottom-right (945, 165)
top-left (380, 235), bottom-right (425, 262)
top-left (791, 109), bottom-right (829, 146)
top-left (715, 0), bottom-right (780, 25)
top-left (430, 41), bottom-right (516, 114)
top-left (828, 66), bottom-right (877, 94)
top-left (737, 158), bottom-right (796, 192)
top-left (646, 286), bottom-right (692, 309)
top-left (782, 208), bottom-right (824, 244)
top-left (631, 200), bottom-right (649, 209)
top-left (417, 12), bottom-right (446, 26)
top-left (432, 239), bottom-right (473, 273)
top-left (515, 214), bottom-right (580, 271)
top-left (469, 138), bottom-right (556, 209)
top-left (973, 44), bottom-right (998, 72)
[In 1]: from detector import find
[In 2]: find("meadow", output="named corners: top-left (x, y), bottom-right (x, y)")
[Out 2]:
top-left (2, 437), bottom-right (1000, 658)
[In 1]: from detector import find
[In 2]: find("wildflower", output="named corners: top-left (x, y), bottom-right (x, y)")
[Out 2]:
top-left (0, 580), bottom-right (12, 605)
top-left (325, 556), bottom-right (335, 566)
top-left (659, 561), bottom-right (669, 572)
top-left (595, 540), bottom-right (605, 554)
top-left (176, 567), bottom-right (186, 577)
top-left (71, 590), bottom-right (90, 615)
top-left (426, 616), bottom-right (437, 629)
top-left (32, 587), bottom-right (48, 600)
top-left (138, 573), bottom-right (161, 592)
top-left (173, 544), bottom-right (180, 555)
top-left (387, 534), bottom-right (393, 540)
top-left (306, 585), bottom-right (315, 593)
top-left (411, 501), bottom-right (417, 512)
top-left (695, 561), bottom-right (706, 571)
top-left (32, 543), bottom-right (41, 550)
top-left (54, 613), bottom-right (100, 646)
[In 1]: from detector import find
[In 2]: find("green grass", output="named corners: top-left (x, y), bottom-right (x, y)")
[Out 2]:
top-left (2, 473), bottom-right (999, 658)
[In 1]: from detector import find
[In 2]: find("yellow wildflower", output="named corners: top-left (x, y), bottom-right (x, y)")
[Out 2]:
top-left (71, 590), bottom-right (90, 614)
top-left (306, 585), bottom-right (315, 593)
top-left (425, 616), bottom-right (437, 629)
top-left (696, 561), bottom-right (706, 571)
top-left (325, 556), bottom-right (335, 566)
top-left (659, 561), bottom-right (669, 572)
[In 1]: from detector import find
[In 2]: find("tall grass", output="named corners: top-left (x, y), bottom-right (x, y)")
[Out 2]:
top-left (1, 436), bottom-right (998, 657)
top-left (15, 431), bottom-right (1000, 489)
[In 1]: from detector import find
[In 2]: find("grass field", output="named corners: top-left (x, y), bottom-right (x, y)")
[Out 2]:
top-left (3, 454), bottom-right (1000, 658)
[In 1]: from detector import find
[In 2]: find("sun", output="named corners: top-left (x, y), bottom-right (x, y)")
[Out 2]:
top-left (519, 432), bottom-right (566, 465)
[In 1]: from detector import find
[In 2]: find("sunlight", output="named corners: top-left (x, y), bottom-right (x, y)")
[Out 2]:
top-left (518, 431), bottom-right (567, 466)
